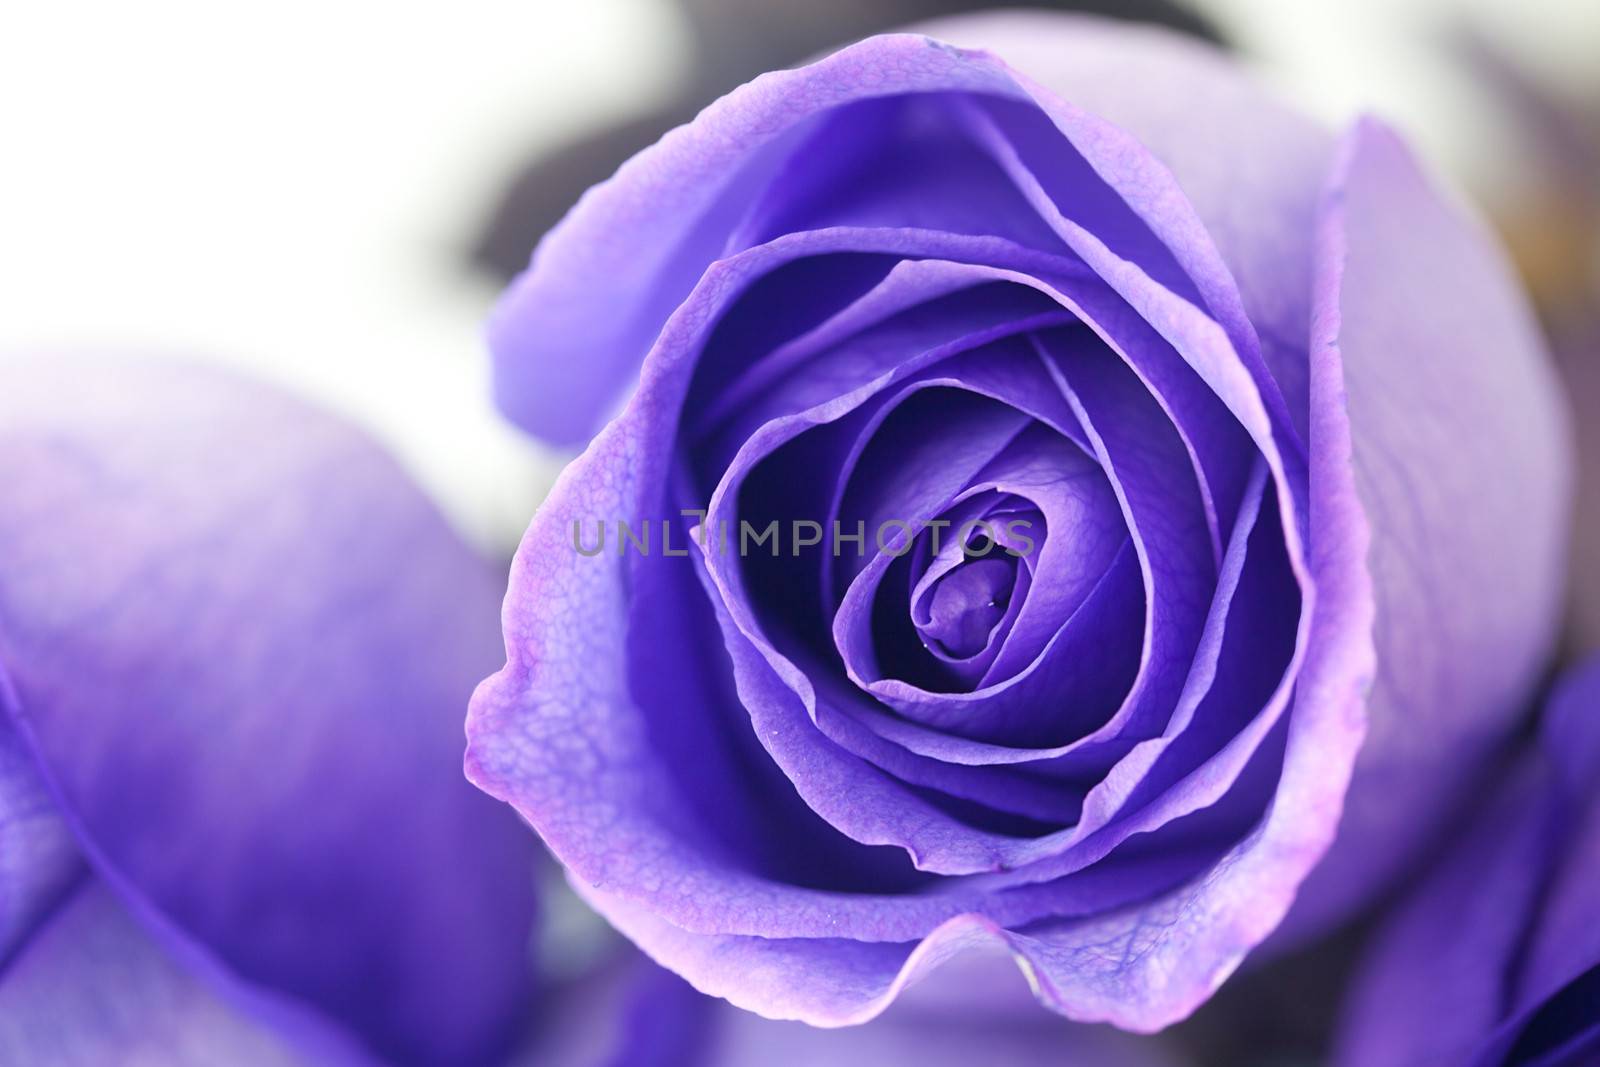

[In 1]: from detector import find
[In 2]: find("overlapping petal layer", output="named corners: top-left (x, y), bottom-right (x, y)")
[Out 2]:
top-left (472, 14), bottom-right (1569, 1031)
top-left (0, 355), bottom-right (539, 1065)
top-left (1336, 660), bottom-right (1600, 1067)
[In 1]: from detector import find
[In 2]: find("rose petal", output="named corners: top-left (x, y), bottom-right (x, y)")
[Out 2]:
top-left (1331, 760), bottom-right (1559, 1067)
top-left (0, 355), bottom-right (538, 1064)
top-left (489, 36), bottom-right (1032, 444)
top-left (0, 883), bottom-right (316, 1066)
top-left (0, 723), bottom-right (80, 963)
top-left (1282, 116), bottom-right (1572, 937)
top-left (910, 13), bottom-right (1333, 438)
top-left (1515, 662), bottom-right (1600, 1016)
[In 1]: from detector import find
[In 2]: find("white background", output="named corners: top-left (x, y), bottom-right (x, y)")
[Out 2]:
top-left (3, 0), bottom-right (1595, 555)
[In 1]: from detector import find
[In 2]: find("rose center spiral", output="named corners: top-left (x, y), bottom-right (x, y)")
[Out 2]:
top-left (918, 555), bottom-right (1018, 659)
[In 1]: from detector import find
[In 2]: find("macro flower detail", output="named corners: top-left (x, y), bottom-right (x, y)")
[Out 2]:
top-left (1335, 659), bottom-right (1600, 1067)
top-left (0, 356), bottom-right (538, 1066)
top-left (530, 954), bottom-right (1191, 1067)
top-left (467, 15), bottom-right (1570, 1031)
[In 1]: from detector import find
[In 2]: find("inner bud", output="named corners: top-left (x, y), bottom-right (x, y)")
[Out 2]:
top-left (920, 556), bottom-right (1018, 659)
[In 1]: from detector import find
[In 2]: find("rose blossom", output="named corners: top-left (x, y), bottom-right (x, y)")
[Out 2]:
top-left (0, 355), bottom-right (537, 1065)
top-left (1335, 659), bottom-right (1600, 1067)
top-left (467, 14), bottom-right (1571, 1029)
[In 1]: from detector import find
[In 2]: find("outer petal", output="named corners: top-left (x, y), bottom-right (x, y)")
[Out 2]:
top-left (1331, 760), bottom-right (1561, 1067)
top-left (488, 34), bottom-right (1034, 445)
top-left (489, 18), bottom-right (1318, 449)
top-left (905, 13), bottom-right (1334, 440)
top-left (705, 999), bottom-right (1188, 1067)
top-left (699, 966), bottom-right (1190, 1067)
top-left (1335, 661), bottom-right (1600, 1067)
top-left (0, 884), bottom-right (303, 1067)
top-left (1541, 657), bottom-right (1600, 800)
top-left (532, 951), bottom-right (1192, 1067)
top-left (0, 355), bottom-right (538, 1065)
top-left (1283, 117), bottom-right (1572, 936)
top-left (0, 721), bottom-right (80, 962)
top-left (1515, 660), bottom-right (1600, 1015)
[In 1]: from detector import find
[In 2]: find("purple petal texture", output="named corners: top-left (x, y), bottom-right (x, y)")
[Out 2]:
top-left (1335, 659), bottom-right (1600, 1067)
top-left (0, 355), bottom-right (538, 1065)
top-left (1283, 113), bottom-right (1572, 939)
top-left (0, 714), bottom-right (79, 964)
top-left (471, 13), bottom-right (1570, 1032)
top-left (468, 1), bottom-right (1224, 284)
top-left (0, 884), bottom-right (302, 1066)
top-left (523, 949), bottom-right (1191, 1067)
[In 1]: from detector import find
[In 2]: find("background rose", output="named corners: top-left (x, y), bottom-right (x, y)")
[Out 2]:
top-left (1334, 659), bottom-right (1600, 1067)
top-left (467, 14), bottom-right (1570, 1031)
top-left (0, 355), bottom-right (537, 1065)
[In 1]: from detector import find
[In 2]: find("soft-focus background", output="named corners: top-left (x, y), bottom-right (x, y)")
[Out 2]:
top-left (5, 2), bottom-right (1597, 1064)
top-left (6, 0), bottom-right (1594, 566)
